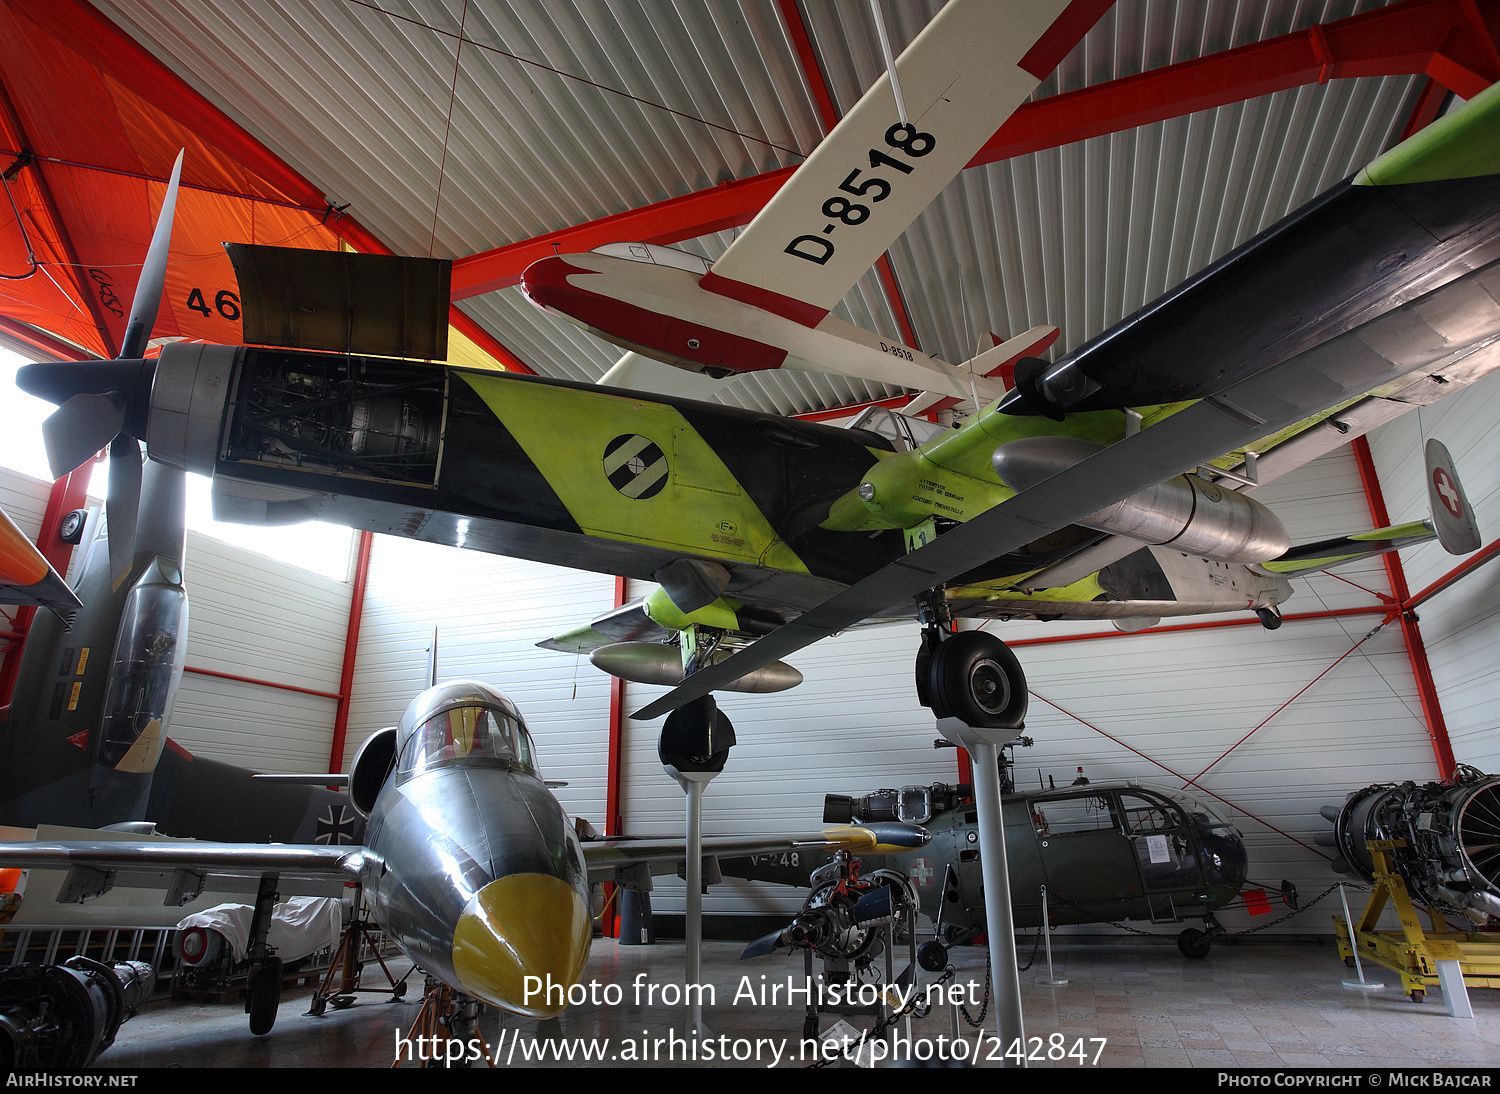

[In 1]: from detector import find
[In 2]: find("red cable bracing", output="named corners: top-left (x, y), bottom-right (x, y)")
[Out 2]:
top-left (1028, 690), bottom-right (1331, 859)
top-left (1186, 621), bottom-right (1390, 787)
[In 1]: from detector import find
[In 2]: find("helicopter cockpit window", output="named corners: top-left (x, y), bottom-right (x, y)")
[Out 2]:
top-left (400, 704), bottom-right (537, 778)
top-left (1032, 794), bottom-right (1119, 836)
top-left (1120, 793), bottom-right (1184, 835)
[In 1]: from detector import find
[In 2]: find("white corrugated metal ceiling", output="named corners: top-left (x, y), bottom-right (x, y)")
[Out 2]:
top-left (91, 0), bottom-right (1427, 416)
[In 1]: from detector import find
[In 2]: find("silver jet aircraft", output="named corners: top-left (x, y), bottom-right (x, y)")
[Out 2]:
top-left (0, 678), bottom-right (926, 1034)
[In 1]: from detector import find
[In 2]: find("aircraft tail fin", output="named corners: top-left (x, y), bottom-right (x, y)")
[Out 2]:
top-left (1259, 439), bottom-right (1480, 576)
top-left (1424, 439), bottom-right (1481, 555)
top-left (902, 324), bottom-right (1059, 417)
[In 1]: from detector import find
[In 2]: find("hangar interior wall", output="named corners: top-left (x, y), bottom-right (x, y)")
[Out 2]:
top-left (342, 536), bottom-right (617, 828)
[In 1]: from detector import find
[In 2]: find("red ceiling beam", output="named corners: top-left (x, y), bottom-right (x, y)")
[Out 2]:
top-left (450, 0), bottom-right (1497, 301)
top-left (1404, 537), bottom-right (1500, 611)
top-left (327, 530), bottom-right (374, 776)
top-left (973, 0), bottom-right (1499, 166)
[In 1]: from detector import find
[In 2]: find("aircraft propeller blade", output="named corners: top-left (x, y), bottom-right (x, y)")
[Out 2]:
top-left (39, 392), bottom-right (124, 480)
top-left (106, 436), bottom-right (143, 583)
top-left (17, 150), bottom-right (184, 522)
top-left (739, 928), bottom-right (786, 960)
top-left (119, 150), bottom-right (183, 361)
top-left (850, 884), bottom-right (893, 924)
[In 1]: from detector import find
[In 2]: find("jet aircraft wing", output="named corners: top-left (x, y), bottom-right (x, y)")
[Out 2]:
top-left (580, 822), bottom-right (928, 885)
top-left (0, 839), bottom-right (361, 903)
top-left (0, 823), bottom-right (925, 901)
top-left (635, 253), bottom-right (1500, 719)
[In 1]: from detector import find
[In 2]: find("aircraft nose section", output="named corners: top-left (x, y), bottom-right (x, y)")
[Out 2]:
top-left (451, 872), bottom-right (591, 1018)
top-left (518, 254), bottom-right (590, 313)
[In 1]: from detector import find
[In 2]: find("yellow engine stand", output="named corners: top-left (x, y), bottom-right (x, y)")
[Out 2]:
top-left (1333, 839), bottom-right (1500, 1002)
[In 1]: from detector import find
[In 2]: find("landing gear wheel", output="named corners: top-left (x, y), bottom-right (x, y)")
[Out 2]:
top-left (1177, 928), bottom-right (1211, 960)
top-left (1257, 607), bottom-right (1283, 631)
top-left (917, 940), bottom-right (949, 973)
top-left (248, 957), bottom-right (284, 1035)
top-left (926, 632), bottom-right (1027, 728)
top-left (332, 996), bottom-right (355, 1009)
top-left (309, 995), bottom-right (327, 1017)
top-left (803, 1015), bottom-right (819, 1039)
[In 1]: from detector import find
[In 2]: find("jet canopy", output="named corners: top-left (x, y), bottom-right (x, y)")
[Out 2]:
top-left (395, 680), bottom-right (538, 780)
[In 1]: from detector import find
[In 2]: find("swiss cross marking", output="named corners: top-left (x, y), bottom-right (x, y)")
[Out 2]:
top-left (1432, 467), bottom-right (1463, 518)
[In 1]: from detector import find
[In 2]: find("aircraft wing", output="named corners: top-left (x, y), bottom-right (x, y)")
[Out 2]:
top-left (701, 0), bottom-right (1077, 321)
top-left (0, 839), bottom-right (362, 904)
top-left (580, 822), bottom-right (927, 885)
top-left (635, 252), bottom-right (1500, 719)
top-left (0, 506), bottom-right (81, 625)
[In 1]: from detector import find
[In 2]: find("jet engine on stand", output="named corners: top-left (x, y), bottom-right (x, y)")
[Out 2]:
top-left (1326, 765), bottom-right (1500, 924)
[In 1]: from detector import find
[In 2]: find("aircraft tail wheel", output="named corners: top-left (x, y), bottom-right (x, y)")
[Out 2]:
top-left (926, 631), bottom-right (1028, 728)
top-left (917, 940), bottom-right (949, 973)
top-left (1176, 928), bottom-right (1211, 960)
top-left (247, 958), bottom-right (284, 1036)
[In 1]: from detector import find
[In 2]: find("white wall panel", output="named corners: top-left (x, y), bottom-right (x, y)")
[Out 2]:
top-left (346, 535), bottom-right (617, 828)
top-left (170, 531), bottom-right (351, 771)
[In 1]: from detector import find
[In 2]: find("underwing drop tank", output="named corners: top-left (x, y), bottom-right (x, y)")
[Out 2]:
top-left (992, 437), bottom-right (1289, 563)
top-left (589, 641), bottom-right (802, 693)
top-left (1329, 766), bottom-right (1500, 924)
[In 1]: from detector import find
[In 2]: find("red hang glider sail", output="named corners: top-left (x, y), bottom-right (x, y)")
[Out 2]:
top-left (0, 0), bottom-right (357, 360)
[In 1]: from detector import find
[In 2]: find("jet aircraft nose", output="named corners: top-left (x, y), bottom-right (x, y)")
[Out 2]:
top-left (451, 871), bottom-right (592, 1018)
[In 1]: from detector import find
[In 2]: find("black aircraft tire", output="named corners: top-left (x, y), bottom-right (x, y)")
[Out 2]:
top-left (917, 941), bottom-right (949, 973)
top-left (1176, 929), bottom-right (1211, 960)
top-left (927, 632), bottom-right (1028, 728)
top-left (248, 958), bottom-right (284, 1036)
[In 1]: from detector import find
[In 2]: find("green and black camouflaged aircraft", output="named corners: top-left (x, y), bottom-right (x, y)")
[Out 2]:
top-left (16, 81), bottom-right (1500, 731)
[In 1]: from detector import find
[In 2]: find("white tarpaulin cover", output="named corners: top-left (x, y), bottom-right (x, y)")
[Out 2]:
top-left (177, 896), bottom-right (345, 963)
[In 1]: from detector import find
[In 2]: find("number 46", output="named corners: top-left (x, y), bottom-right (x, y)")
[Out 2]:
top-left (185, 288), bottom-right (241, 321)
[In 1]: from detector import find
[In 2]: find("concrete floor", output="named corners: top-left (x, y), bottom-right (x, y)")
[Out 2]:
top-left (91, 934), bottom-right (1500, 1069)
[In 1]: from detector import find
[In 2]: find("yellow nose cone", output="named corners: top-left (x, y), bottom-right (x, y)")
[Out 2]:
top-left (451, 873), bottom-right (592, 1017)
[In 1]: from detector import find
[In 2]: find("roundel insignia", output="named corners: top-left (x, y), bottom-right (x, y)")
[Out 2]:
top-left (603, 434), bottom-right (668, 499)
